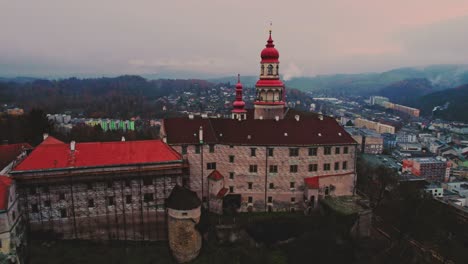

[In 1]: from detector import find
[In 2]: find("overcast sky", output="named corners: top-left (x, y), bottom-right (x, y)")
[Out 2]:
top-left (1, 0), bottom-right (468, 78)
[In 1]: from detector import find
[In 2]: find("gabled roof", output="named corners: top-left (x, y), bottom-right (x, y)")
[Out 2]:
top-left (164, 111), bottom-right (356, 146)
top-left (0, 176), bottom-right (12, 211)
top-left (0, 143), bottom-right (32, 169)
top-left (13, 137), bottom-right (182, 172)
top-left (207, 170), bottom-right (224, 181)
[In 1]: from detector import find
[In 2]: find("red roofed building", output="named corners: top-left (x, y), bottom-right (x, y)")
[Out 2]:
top-left (10, 136), bottom-right (187, 241)
top-left (161, 30), bottom-right (358, 214)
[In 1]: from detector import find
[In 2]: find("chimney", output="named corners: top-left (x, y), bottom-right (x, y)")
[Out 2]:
top-left (295, 115), bottom-right (300, 122)
top-left (188, 114), bottom-right (194, 120)
top-left (199, 126), bottom-right (204, 143)
top-left (318, 114), bottom-right (323, 121)
top-left (121, 136), bottom-right (125, 142)
top-left (259, 116), bottom-right (263, 120)
top-left (70, 141), bottom-right (76, 151)
top-left (275, 116), bottom-right (280, 121)
top-left (43, 133), bottom-right (49, 140)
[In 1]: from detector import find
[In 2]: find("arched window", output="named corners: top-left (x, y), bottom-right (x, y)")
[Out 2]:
top-left (324, 186), bottom-right (330, 195)
top-left (267, 64), bottom-right (273, 75)
top-left (261, 65), bottom-right (265, 75)
top-left (276, 65), bottom-right (279, 75)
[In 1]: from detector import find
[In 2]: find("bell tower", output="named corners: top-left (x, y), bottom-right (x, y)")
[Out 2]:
top-left (254, 30), bottom-right (285, 120)
top-left (231, 74), bottom-right (247, 120)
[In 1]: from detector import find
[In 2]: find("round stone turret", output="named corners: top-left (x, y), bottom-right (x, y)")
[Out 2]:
top-left (166, 185), bottom-right (202, 263)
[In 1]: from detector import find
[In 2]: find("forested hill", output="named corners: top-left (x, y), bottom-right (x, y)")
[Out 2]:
top-left (0, 75), bottom-right (215, 119)
top-left (417, 84), bottom-right (468, 122)
top-left (379, 78), bottom-right (434, 106)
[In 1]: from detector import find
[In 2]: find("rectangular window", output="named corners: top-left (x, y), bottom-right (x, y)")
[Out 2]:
top-left (195, 145), bottom-right (200, 154)
top-left (60, 209), bottom-right (67, 218)
top-left (289, 148), bottom-right (299, 157)
top-left (334, 162), bottom-right (339, 170)
top-left (308, 147), bottom-right (317, 156)
top-left (309, 164), bottom-right (318, 172)
top-left (125, 180), bottom-right (131, 187)
top-left (181, 145), bottom-right (187, 154)
top-left (290, 182), bottom-right (295, 189)
top-left (30, 187), bottom-right (36, 195)
top-left (126, 195), bottom-right (132, 204)
top-left (107, 181), bottom-right (113, 188)
top-left (209, 144), bottom-right (215, 153)
top-left (207, 162), bottom-right (216, 170)
top-left (324, 163), bottom-right (331, 171)
top-left (229, 155), bottom-right (235, 163)
top-left (249, 165), bottom-right (258, 173)
top-left (268, 148), bottom-right (274, 157)
top-left (269, 165), bottom-right (278, 173)
top-left (59, 193), bottom-right (65, 200)
top-left (268, 196), bottom-right (273, 203)
top-left (250, 148), bottom-right (257, 157)
top-left (291, 197), bottom-right (296, 203)
top-left (248, 182), bottom-right (253, 189)
top-left (107, 196), bottom-right (115, 206)
top-left (144, 193), bottom-right (154, 203)
top-left (344, 147), bottom-right (349, 154)
top-left (143, 178), bottom-right (153, 186)
top-left (324, 147), bottom-right (332, 155)
top-left (31, 204), bottom-right (39, 213)
top-left (290, 165), bottom-right (298, 173)
top-left (229, 172), bottom-right (234, 179)
top-left (335, 147), bottom-right (340, 154)
top-left (86, 182), bottom-right (93, 190)
top-left (43, 186), bottom-right (49, 193)
top-left (229, 186), bottom-right (234, 193)
top-left (44, 200), bottom-right (51, 207)
top-left (343, 161), bottom-right (348, 170)
top-left (230, 145), bottom-right (234, 148)
top-left (88, 199), bottom-right (94, 208)
top-left (269, 183), bottom-right (274, 189)
top-left (248, 196), bottom-right (253, 203)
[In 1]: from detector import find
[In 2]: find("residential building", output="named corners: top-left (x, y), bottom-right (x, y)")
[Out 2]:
top-left (402, 157), bottom-right (451, 181)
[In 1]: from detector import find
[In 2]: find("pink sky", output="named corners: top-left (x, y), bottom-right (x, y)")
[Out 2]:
top-left (1, 0), bottom-right (468, 78)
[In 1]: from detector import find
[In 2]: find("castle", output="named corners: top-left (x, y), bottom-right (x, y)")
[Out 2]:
top-left (161, 30), bottom-right (358, 214)
top-left (0, 30), bottom-right (357, 263)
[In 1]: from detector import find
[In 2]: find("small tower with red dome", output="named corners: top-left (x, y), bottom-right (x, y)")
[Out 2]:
top-left (231, 74), bottom-right (247, 120)
top-left (254, 29), bottom-right (285, 120)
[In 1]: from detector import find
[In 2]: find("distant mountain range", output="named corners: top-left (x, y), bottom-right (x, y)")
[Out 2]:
top-left (210, 64), bottom-right (468, 97)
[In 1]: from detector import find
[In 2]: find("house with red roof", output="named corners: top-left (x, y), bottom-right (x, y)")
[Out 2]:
top-left (9, 136), bottom-right (186, 241)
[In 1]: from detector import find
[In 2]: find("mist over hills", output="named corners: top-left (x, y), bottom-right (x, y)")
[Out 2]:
top-left (210, 64), bottom-right (468, 97)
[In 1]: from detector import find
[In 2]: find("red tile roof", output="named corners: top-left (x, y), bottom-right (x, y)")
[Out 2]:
top-left (163, 111), bottom-right (356, 146)
top-left (217, 187), bottom-right (228, 198)
top-left (0, 143), bottom-right (32, 169)
top-left (207, 170), bottom-right (224, 181)
top-left (304, 172), bottom-right (355, 189)
top-left (304, 177), bottom-right (319, 189)
top-left (0, 176), bottom-right (12, 211)
top-left (13, 137), bottom-right (182, 172)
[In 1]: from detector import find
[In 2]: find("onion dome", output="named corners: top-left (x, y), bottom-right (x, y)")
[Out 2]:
top-left (260, 30), bottom-right (279, 63)
top-left (232, 74), bottom-right (246, 113)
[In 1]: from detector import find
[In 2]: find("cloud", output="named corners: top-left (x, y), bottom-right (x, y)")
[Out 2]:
top-left (282, 63), bottom-right (303, 81)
